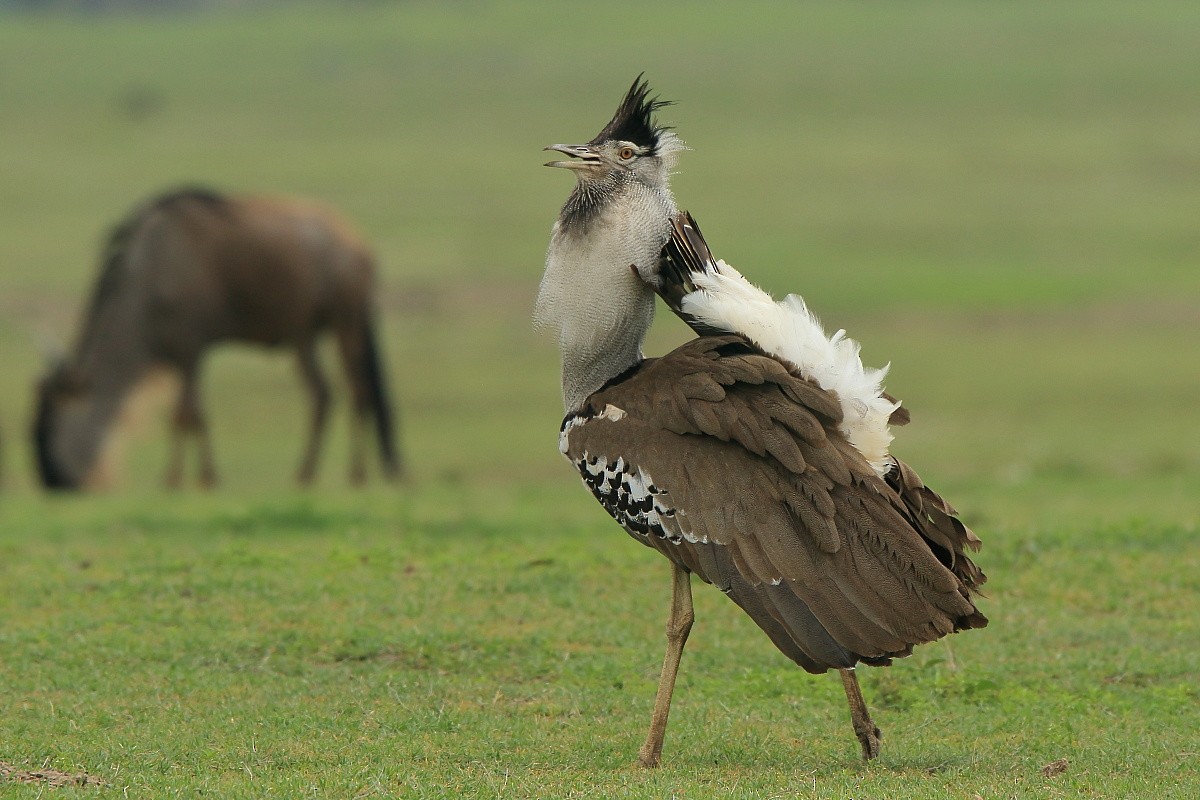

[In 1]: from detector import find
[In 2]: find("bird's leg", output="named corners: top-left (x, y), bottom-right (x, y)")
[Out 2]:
top-left (638, 562), bottom-right (694, 768)
top-left (839, 667), bottom-right (881, 760)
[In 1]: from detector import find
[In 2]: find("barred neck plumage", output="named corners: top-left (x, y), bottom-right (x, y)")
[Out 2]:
top-left (536, 179), bottom-right (677, 412)
top-left (537, 76), bottom-right (684, 411)
top-left (556, 171), bottom-right (626, 232)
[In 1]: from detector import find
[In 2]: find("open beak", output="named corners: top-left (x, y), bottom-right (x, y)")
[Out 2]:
top-left (544, 143), bottom-right (602, 170)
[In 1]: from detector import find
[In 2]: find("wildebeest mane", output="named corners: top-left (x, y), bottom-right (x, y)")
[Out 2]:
top-left (80, 187), bottom-right (229, 339)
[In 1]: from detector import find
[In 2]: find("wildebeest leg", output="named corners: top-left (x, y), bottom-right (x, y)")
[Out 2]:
top-left (168, 364), bottom-right (216, 489)
top-left (295, 338), bottom-right (331, 486)
top-left (165, 400), bottom-right (187, 490)
top-left (334, 322), bottom-right (369, 486)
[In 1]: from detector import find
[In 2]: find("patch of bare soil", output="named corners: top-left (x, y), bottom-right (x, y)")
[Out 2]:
top-left (0, 760), bottom-right (105, 788)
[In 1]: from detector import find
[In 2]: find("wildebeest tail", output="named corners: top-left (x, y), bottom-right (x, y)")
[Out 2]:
top-left (361, 316), bottom-right (402, 478)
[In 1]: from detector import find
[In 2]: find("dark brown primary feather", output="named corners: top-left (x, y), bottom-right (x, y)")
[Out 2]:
top-left (561, 335), bottom-right (986, 673)
top-left (655, 211), bottom-right (728, 336)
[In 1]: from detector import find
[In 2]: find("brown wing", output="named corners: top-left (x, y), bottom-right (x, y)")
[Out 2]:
top-left (561, 335), bottom-right (986, 673)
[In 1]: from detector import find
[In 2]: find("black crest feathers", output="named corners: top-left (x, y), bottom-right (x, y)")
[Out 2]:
top-left (590, 74), bottom-right (672, 152)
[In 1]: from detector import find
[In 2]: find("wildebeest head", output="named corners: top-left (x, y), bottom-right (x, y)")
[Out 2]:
top-left (32, 361), bottom-right (96, 490)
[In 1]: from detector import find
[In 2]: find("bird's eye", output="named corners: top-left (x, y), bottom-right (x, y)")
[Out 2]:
top-left (619, 147), bottom-right (635, 160)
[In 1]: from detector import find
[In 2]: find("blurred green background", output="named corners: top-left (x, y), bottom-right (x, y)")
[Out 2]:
top-left (0, 0), bottom-right (1196, 523)
top-left (0, 2), bottom-right (1197, 795)
top-left (1, 0), bottom-right (1197, 519)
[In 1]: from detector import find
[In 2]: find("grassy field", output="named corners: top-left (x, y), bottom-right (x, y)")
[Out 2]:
top-left (1, 1), bottom-right (1198, 797)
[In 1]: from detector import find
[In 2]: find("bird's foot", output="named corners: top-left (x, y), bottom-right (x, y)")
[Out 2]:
top-left (637, 744), bottom-right (662, 769)
top-left (854, 722), bottom-right (882, 761)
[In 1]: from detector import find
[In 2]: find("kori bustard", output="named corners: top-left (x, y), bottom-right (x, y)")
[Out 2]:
top-left (536, 76), bottom-right (986, 767)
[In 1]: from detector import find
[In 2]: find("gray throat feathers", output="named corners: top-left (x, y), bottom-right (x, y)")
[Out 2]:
top-left (537, 180), bottom-right (677, 413)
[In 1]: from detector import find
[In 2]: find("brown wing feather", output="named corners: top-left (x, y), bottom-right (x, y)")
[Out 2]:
top-left (561, 335), bottom-right (986, 672)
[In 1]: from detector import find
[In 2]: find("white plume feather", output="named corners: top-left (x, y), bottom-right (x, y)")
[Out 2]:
top-left (680, 260), bottom-right (899, 477)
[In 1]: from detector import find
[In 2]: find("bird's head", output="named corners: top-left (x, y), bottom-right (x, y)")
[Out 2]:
top-left (544, 75), bottom-right (684, 195)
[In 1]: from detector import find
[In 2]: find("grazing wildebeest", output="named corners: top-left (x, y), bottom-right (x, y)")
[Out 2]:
top-left (33, 187), bottom-right (402, 490)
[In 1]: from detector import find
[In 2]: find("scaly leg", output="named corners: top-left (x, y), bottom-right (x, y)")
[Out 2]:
top-left (839, 667), bottom-right (881, 760)
top-left (638, 562), bottom-right (694, 768)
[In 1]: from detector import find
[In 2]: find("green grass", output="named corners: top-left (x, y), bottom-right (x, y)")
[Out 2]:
top-left (2, 492), bottom-right (1197, 797)
top-left (1, 1), bottom-right (1198, 797)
